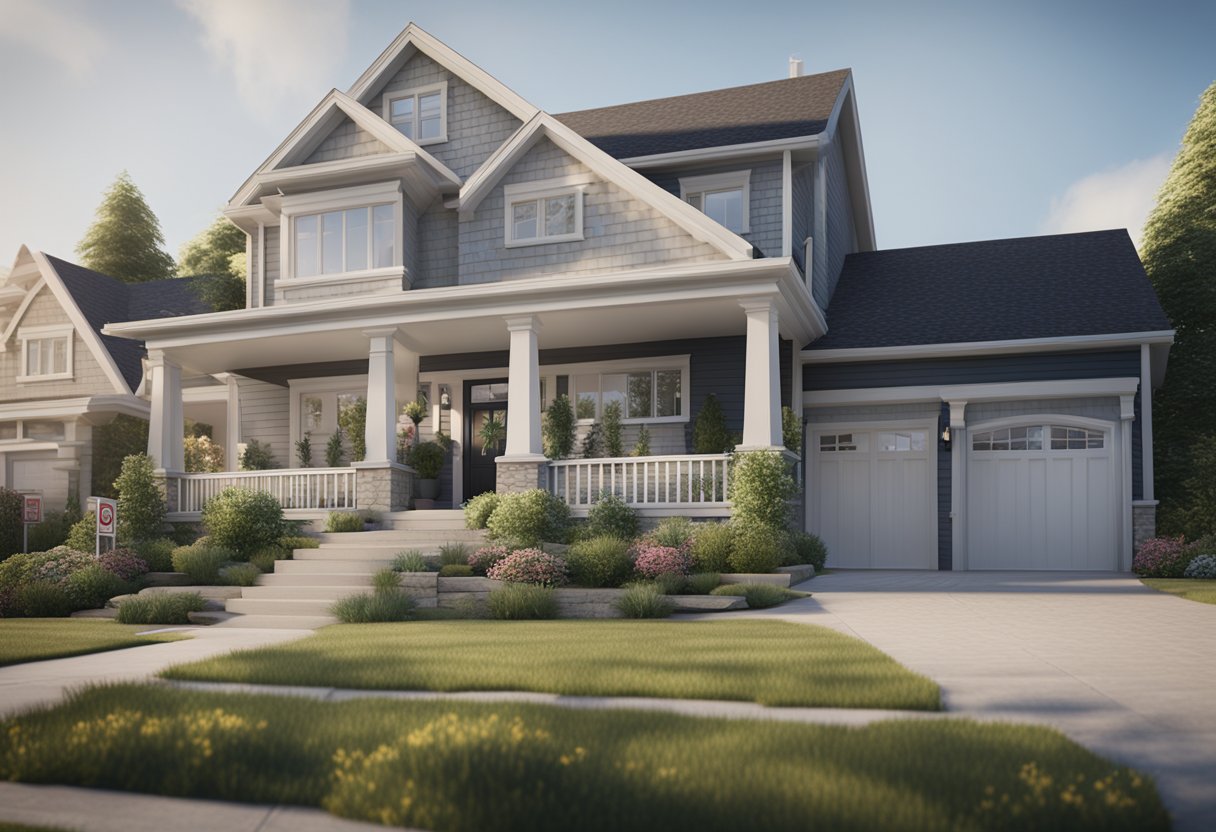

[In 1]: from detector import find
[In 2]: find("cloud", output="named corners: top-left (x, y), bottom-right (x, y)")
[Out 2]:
top-left (0, 0), bottom-right (106, 76)
top-left (177, 0), bottom-right (350, 116)
top-left (1040, 154), bottom-right (1173, 249)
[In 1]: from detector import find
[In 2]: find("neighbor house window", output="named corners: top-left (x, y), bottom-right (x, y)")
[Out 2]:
top-left (293, 204), bottom-right (394, 278)
top-left (573, 369), bottom-right (683, 422)
top-left (503, 177), bottom-right (589, 247)
top-left (680, 170), bottom-right (751, 234)
top-left (18, 329), bottom-right (73, 381)
top-left (383, 83), bottom-right (446, 144)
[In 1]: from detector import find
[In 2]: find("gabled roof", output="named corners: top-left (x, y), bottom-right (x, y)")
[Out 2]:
top-left (459, 112), bottom-right (753, 261)
top-left (555, 69), bottom-right (851, 159)
top-left (807, 230), bottom-right (1172, 351)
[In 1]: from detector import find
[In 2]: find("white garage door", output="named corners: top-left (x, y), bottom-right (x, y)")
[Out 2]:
top-left (6, 452), bottom-right (70, 511)
top-left (967, 423), bottom-right (1117, 570)
top-left (811, 426), bottom-right (937, 569)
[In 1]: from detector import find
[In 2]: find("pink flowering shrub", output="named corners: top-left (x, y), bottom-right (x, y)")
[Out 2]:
top-left (486, 548), bottom-right (569, 586)
top-left (468, 545), bottom-right (511, 576)
top-left (633, 544), bottom-right (693, 578)
top-left (96, 548), bottom-right (149, 581)
top-left (1133, 536), bottom-right (1194, 578)
top-left (30, 547), bottom-right (95, 584)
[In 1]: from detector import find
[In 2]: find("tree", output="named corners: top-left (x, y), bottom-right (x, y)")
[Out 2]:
top-left (180, 216), bottom-right (248, 312)
top-left (1140, 82), bottom-right (1216, 531)
top-left (76, 172), bottom-right (176, 283)
top-left (692, 394), bottom-right (732, 454)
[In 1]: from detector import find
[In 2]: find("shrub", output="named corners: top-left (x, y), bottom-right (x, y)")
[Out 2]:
top-left (65, 511), bottom-right (97, 554)
top-left (169, 523), bottom-right (201, 546)
top-left (633, 544), bottom-right (692, 579)
top-left (392, 550), bottom-right (429, 573)
top-left (542, 394), bottom-right (576, 459)
top-left (115, 454), bottom-right (166, 543)
top-left (729, 451), bottom-right (798, 529)
top-left (90, 414), bottom-right (148, 499)
top-left (1184, 554), bottom-right (1216, 579)
top-left (439, 564), bottom-right (474, 578)
top-left (632, 425), bottom-right (651, 457)
top-left (116, 592), bottom-right (206, 624)
top-left (325, 511), bottom-right (364, 533)
top-left (685, 572), bottom-right (721, 594)
top-left (408, 441), bottom-right (447, 480)
top-left (602, 400), bottom-right (624, 457)
top-left (566, 536), bottom-right (632, 588)
top-left (184, 435), bottom-right (225, 473)
top-left (96, 548), bottom-right (149, 581)
top-left (332, 591), bottom-right (416, 623)
top-left (615, 583), bottom-right (673, 618)
top-left (728, 521), bottom-right (788, 574)
top-left (652, 572), bottom-right (687, 595)
top-left (487, 583), bottom-right (558, 620)
top-left (692, 394), bottom-right (732, 454)
top-left (29, 547), bottom-right (94, 584)
top-left (0, 487), bottom-right (25, 558)
top-left (690, 522), bottom-right (733, 572)
top-left (486, 548), bottom-right (569, 586)
top-left (133, 538), bottom-right (176, 572)
top-left (249, 548), bottom-right (285, 573)
top-left (171, 544), bottom-right (233, 584)
top-left (789, 531), bottom-right (828, 571)
top-left (649, 516), bottom-right (695, 549)
top-left (782, 406), bottom-right (802, 453)
top-left (439, 542), bottom-right (472, 567)
top-left (15, 580), bottom-right (74, 617)
top-left (240, 438), bottom-right (276, 470)
top-left (1174, 434), bottom-right (1216, 539)
top-left (295, 433), bottom-right (314, 468)
top-left (219, 563), bottom-right (262, 587)
top-left (585, 493), bottom-right (638, 540)
top-left (64, 565), bottom-right (130, 609)
top-left (464, 492), bottom-right (501, 529)
top-left (202, 488), bottom-right (284, 557)
top-left (711, 583), bottom-right (809, 609)
top-left (27, 512), bottom-right (71, 552)
top-left (324, 431), bottom-right (344, 468)
top-left (371, 568), bottom-right (402, 593)
top-left (338, 397), bottom-right (367, 463)
top-left (1133, 536), bottom-right (1194, 578)
top-left (468, 545), bottom-right (510, 575)
top-left (279, 535), bottom-right (320, 550)
top-left (486, 489), bottom-right (570, 546)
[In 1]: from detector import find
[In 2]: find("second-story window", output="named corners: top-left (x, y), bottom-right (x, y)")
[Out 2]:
top-left (294, 205), bottom-right (395, 278)
top-left (383, 82), bottom-right (447, 144)
top-left (503, 176), bottom-right (590, 247)
top-left (680, 170), bottom-right (751, 234)
top-left (18, 327), bottom-right (73, 382)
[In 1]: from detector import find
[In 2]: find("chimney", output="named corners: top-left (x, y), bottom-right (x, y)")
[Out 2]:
top-left (788, 57), bottom-right (804, 78)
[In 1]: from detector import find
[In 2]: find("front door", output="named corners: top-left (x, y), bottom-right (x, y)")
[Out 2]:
top-left (465, 379), bottom-right (509, 500)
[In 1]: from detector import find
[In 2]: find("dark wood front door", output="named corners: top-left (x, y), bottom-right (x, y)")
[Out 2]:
top-left (464, 379), bottom-right (509, 500)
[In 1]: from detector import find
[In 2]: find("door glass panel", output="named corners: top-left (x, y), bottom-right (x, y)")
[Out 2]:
top-left (470, 409), bottom-right (507, 456)
top-left (301, 396), bottom-right (324, 433)
top-left (470, 383), bottom-right (509, 404)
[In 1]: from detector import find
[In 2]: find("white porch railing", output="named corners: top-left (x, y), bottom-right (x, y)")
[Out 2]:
top-left (549, 454), bottom-right (731, 510)
top-left (173, 468), bottom-right (357, 513)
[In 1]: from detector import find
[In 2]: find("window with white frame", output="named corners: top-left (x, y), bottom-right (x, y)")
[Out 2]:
top-left (573, 369), bottom-right (683, 422)
top-left (971, 424), bottom-right (1105, 452)
top-left (680, 170), bottom-right (751, 234)
top-left (503, 177), bottom-right (588, 247)
top-left (18, 328), bottom-right (73, 381)
top-left (383, 83), bottom-right (446, 144)
top-left (293, 204), bottom-right (395, 278)
top-left (819, 433), bottom-right (866, 452)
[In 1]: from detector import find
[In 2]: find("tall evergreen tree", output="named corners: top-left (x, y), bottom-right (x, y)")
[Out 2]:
top-left (179, 215), bottom-right (247, 311)
top-left (1140, 82), bottom-right (1216, 530)
top-left (76, 171), bottom-right (176, 283)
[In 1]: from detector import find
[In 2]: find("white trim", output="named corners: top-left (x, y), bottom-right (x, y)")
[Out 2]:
top-left (0, 277), bottom-right (47, 349)
top-left (620, 136), bottom-right (820, 169)
top-left (802, 330), bottom-right (1177, 363)
top-left (0, 394), bottom-right (149, 422)
top-left (781, 150), bottom-right (793, 258)
top-left (503, 178), bottom-right (587, 247)
top-left (966, 413), bottom-right (1117, 434)
top-left (16, 325), bottom-right (74, 383)
top-left (279, 181), bottom-right (405, 284)
top-left (805, 377), bottom-right (1142, 407)
top-left (382, 81), bottom-right (448, 145)
top-left (679, 169), bottom-right (751, 234)
top-left (1140, 343), bottom-right (1154, 502)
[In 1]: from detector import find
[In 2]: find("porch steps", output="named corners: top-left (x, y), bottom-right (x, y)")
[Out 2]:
top-left (273, 558), bottom-right (404, 574)
top-left (227, 598), bottom-right (352, 617)
top-left (255, 572), bottom-right (376, 587)
top-left (312, 529), bottom-right (485, 544)
top-left (212, 613), bottom-right (338, 629)
top-left (297, 547), bottom-right (444, 560)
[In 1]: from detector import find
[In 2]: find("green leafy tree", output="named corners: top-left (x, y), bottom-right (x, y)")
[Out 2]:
top-left (1141, 82), bottom-right (1216, 530)
top-left (114, 454), bottom-right (166, 543)
top-left (91, 415), bottom-right (149, 498)
top-left (179, 216), bottom-right (248, 312)
top-left (692, 394), bottom-right (732, 453)
top-left (338, 397), bottom-right (367, 462)
top-left (76, 172), bottom-right (176, 283)
top-left (782, 406), bottom-right (802, 453)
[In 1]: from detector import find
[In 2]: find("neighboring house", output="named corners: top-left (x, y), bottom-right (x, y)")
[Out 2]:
top-left (0, 248), bottom-right (221, 509)
top-left (102, 23), bottom-right (1172, 571)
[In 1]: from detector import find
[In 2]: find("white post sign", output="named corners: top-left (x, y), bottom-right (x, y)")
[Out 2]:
top-left (95, 497), bottom-right (117, 555)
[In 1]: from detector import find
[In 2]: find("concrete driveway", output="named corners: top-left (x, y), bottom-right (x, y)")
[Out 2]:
top-left (764, 571), bottom-right (1216, 831)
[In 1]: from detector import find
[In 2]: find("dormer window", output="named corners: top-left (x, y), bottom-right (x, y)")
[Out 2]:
top-left (383, 82), bottom-right (447, 145)
top-left (503, 175), bottom-right (590, 247)
top-left (680, 170), bottom-right (751, 234)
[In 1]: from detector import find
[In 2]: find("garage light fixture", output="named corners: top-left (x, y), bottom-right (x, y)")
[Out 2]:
top-left (941, 425), bottom-right (951, 448)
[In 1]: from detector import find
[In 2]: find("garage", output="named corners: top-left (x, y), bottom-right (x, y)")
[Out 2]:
top-left (966, 421), bottom-right (1118, 570)
top-left (5, 451), bottom-right (70, 511)
top-left (810, 424), bottom-right (937, 569)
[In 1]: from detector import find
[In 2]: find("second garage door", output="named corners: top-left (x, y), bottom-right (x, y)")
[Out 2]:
top-left (6, 451), bottom-right (70, 511)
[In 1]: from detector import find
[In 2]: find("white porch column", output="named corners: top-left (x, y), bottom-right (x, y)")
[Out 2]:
top-left (948, 400), bottom-right (968, 570)
top-left (1120, 394), bottom-right (1136, 570)
top-left (146, 350), bottom-right (184, 471)
top-left (1140, 343), bottom-right (1154, 501)
top-left (222, 374), bottom-right (241, 472)
top-left (502, 315), bottom-right (544, 460)
top-left (363, 328), bottom-right (398, 464)
top-left (738, 299), bottom-right (783, 450)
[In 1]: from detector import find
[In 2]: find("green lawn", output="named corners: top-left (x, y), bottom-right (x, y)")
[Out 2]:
top-left (0, 619), bottom-right (185, 668)
top-left (1141, 578), bottom-right (1216, 605)
top-left (163, 619), bottom-right (941, 710)
top-left (0, 684), bottom-right (1167, 832)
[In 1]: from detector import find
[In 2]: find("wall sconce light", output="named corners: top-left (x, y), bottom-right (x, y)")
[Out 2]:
top-left (941, 425), bottom-right (951, 448)
top-left (439, 385), bottom-right (452, 410)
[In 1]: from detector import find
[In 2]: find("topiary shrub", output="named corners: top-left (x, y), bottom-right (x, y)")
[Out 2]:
top-left (171, 543), bottom-right (233, 584)
top-left (1184, 554), bottom-right (1216, 579)
top-left (468, 545), bottom-right (510, 576)
top-left (116, 592), bottom-right (206, 625)
top-left (729, 451), bottom-right (798, 529)
top-left (1133, 536), bottom-right (1194, 578)
top-left (439, 564), bottom-right (474, 577)
top-left (566, 536), bottom-right (632, 588)
top-left (585, 493), bottom-right (638, 540)
top-left (633, 544), bottom-right (693, 579)
top-left (789, 531), bottom-right (828, 571)
top-left (115, 454), bottom-right (166, 543)
top-left (133, 538), bottom-right (177, 572)
top-left (0, 487), bottom-right (21, 559)
top-left (219, 562), bottom-right (262, 587)
top-left (728, 521), bottom-right (788, 574)
top-left (487, 583), bottom-right (558, 620)
top-left (485, 489), bottom-right (570, 546)
top-left (15, 580), bottom-right (74, 617)
top-left (392, 550), bottom-right (430, 573)
top-left (326, 511), bottom-right (364, 533)
top-left (464, 492), bottom-right (501, 529)
top-left (486, 548), bottom-right (569, 586)
top-left (615, 583), bottom-right (673, 618)
top-left (602, 400), bottom-right (624, 457)
top-left (690, 522), bottom-right (733, 573)
top-left (63, 565), bottom-right (130, 609)
top-left (201, 487), bottom-right (284, 558)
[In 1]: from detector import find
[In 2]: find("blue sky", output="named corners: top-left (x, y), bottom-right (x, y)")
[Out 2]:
top-left (0, 0), bottom-right (1212, 269)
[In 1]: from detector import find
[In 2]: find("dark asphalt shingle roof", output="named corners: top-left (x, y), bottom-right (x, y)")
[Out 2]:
top-left (46, 255), bottom-right (213, 392)
top-left (807, 230), bottom-right (1171, 351)
top-left (555, 69), bottom-right (850, 159)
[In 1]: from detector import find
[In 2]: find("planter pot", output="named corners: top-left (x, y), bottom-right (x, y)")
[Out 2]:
top-left (414, 498), bottom-right (436, 510)
top-left (417, 478), bottom-right (440, 499)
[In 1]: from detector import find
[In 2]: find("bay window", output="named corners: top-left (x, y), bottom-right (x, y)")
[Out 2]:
top-left (294, 204), bottom-right (395, 278)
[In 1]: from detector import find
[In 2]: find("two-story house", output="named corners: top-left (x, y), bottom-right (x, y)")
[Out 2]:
top-left (101, 23), bottom-right (1171, 572)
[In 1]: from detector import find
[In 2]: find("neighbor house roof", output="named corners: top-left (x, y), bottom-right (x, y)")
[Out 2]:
top-left (47, 256), bottom-right (213, 391)
top-left (807, 230), bottom-right (1172, 351)
top-left (555, 69), bottom-right (851, 159)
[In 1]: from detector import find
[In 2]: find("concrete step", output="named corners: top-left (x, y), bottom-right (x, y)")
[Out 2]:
top-left (212, 613), bottom-right (337, 629)
top-left (188, 610), bottom-right (241, 626)
top-left (227, 597), bottom-right (340, 616)
top-left (671, 595), bottom-right (748, 612)
top-left (258, 572), bottom-right (377, 587)
top-left (313, 528), bottom-right (484, 543)
top-left (275, 559), bottom-right (398, 574)
top-left (302, 547), bottom-right (444, 559)
top-left (241, 585), bottom-right (369, 600)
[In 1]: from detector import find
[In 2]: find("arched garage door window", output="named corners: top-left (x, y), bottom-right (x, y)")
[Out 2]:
top-left (971, 425), bottom-right (1105, 453)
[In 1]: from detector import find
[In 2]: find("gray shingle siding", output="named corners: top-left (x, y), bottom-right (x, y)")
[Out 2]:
top-left (791, 163), bottom-right (817, 298)
top-left (303, 118), bottom-right (391, 165)
top-left (415, 201), bottom-right (459, 289)
top-left (263, 226), bottom-right (280, 304)
top-left (823, 139), bottom-right (855, 304)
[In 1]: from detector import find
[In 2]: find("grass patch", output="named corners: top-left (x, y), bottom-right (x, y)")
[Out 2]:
top-left (1141, 578), bottom-right (1216, 605)
top-left (0, 619), bottom-right (184, 667)
top-left (0, 684), bottom-right (1168, 831)
top-left (164, 619), bottom-right (940, 709)
top-left (710, 583), bottom-right (812, 608)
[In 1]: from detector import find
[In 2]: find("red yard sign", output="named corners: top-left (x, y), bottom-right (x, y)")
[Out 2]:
top-left (22, 495), bottom-right (41, 525)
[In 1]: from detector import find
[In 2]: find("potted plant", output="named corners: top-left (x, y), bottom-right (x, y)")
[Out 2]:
top-left (408, 440), bottom-right (447, 502)
top-left (401, 400), bottom-right (427, 444)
